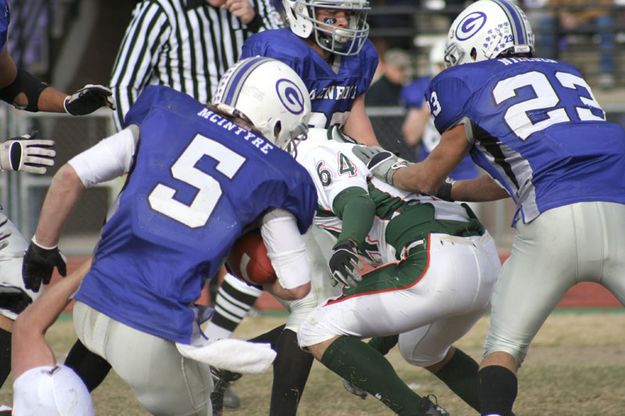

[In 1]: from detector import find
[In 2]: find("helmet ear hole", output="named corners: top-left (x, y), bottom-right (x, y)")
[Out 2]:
top-left (470, 47), bottom-right (477, 62)
top-left (273, 121), bottom-right (282, 142)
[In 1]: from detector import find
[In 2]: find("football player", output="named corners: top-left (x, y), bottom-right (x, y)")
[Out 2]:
top-left (0, 0), bottom-right (114, 394)
top-left (11, 260), bottom-right (94, 416)
top-left (207, 2), bottom-right (382, 412)
top-left (292, 127), bottom-right (500, 416)
top-left (21, 57), bottom-right (317, 415)
top-left (356, 1), bottom-right (625, 414)
top-left (242, 0), bottom-right (378, 144)
top-left (400, 37), bottom-right (478, 181)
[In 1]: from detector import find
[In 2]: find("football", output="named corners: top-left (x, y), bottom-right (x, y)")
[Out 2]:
top-left (227, 230), bottom-right (277, 285)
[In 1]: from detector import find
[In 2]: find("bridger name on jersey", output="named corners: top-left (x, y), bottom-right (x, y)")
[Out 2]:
top-left (196, 107), bottom-right (275, 155)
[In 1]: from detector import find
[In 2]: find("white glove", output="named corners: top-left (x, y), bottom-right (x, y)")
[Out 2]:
top-left (0, 132), bottom-right (55, 174)
top-left (351, 145), bottom-right (411, 185)
top-left (64, 84), bottom-right (115, 115)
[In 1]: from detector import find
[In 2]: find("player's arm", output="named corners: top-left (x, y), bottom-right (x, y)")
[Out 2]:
top-left (110, 3), bottom-right (169, 130)
top-left (33, 125), bottom-right (138, 247)
top-left (23, 125), bottom-right (139, 292)
top-left (328, 186), bottom-right (376, 288)
top-left (343, 94), bottom-right (379, 146)
top-left (260, 209), bottom-right (311, 300)
top-left (11, 259), bottom-right (91, 379)
top-left (449, 174), bottom-right (509, 202)
top-left (332, 187), bottom-right (375, 246)
top-left (393, 123), bottom-right (509, 202)
top-left (0, 46), bottom-right (113, 115)
top-left (402, 105), bottom-right (429, 146)
top-left (392, 124), bottom-right (470, 194)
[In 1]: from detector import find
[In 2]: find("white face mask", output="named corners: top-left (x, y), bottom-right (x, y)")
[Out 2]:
top-left (285, 0), bottom-right (371, 56)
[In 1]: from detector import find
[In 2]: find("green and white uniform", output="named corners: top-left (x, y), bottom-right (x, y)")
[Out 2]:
top-left (296, 128), bottom-right (501, 367)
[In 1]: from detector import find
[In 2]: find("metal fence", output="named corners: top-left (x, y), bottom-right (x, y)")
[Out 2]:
top-left (0, 104), bottom-right (122, 255)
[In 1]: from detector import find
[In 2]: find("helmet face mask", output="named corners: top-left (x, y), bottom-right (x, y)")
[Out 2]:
top-left (283, 0), bottom-right (370, 56)
top-left (213, 57), bottom-right (311, 149)
top-left (445, 0), bottom-right (535, 67)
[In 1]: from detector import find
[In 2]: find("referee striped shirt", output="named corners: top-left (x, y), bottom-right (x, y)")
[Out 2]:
top-left (110, 0), bottom-right (282, 130)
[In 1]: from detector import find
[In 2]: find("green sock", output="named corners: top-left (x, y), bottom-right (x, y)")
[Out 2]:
top-left (367, 334), bottom-right (399, 355)
top-left (433, 348), bottom-right (480, 412)
top-left (321, 336), bottom-right (423, 416)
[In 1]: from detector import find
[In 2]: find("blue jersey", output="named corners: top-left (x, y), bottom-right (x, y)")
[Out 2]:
top-left (241, 28), bottom-right (378, 129)
top-left (75, 86), bottom-right (317, 344)
top-left (0, 0), bottom-right (9, 51)
top-left (401, 76), bottom-right (478, 180)
top-left (426, 57), bottom-right (625, 223)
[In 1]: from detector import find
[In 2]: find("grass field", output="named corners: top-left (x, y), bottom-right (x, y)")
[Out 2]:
top-left (2, 310), bottom-right (624, 415)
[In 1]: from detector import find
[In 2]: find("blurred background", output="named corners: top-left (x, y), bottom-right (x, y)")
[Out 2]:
top-left (3, 0), bottom-right (625, 257)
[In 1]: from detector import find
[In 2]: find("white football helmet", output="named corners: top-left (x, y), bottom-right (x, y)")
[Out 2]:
top-left (429, 36), bottom-right (447, 75)
top-left (445, 0), bottom-right (534, 67)
top-left (213, 57), bottom-right (311, 149)
top-left (282, 0), bottom-right (370, 56)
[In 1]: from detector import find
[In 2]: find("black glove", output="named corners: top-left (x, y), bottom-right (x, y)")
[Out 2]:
top-left (22, 240), bottom-right (67, 293)
top-left (64, 84), bottom-right (115, 116)
top-left (0, 132), bottom-right (55, 174)
top-left (0, 284), bottom-right (32, 315)
top-left (328, 240), bottom-right (362, 288)
top-left (434, 177), bottom-right (456, 201)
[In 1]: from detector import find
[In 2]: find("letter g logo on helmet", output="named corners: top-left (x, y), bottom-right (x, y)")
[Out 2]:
top-left (276, 79), bottom-right (305, 115)
top-left (456, 11), bottom-right (487, 41)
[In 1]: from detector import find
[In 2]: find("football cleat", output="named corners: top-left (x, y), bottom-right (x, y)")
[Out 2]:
top-left (210, 366), bottom-right (243, 415)
top-left (419, 394), bottom-right (450, 416)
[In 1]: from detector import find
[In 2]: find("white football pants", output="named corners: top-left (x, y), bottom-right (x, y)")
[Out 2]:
top-left (73, 302), bottom-right (213, 416)
top-left (484, 201), bottom-right (625, 364)
top-left (299, 232), bottom-right (501, 367)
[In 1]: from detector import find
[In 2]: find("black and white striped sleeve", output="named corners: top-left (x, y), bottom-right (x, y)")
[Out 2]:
top-left (251, 0), bottom-right (283, 32)
top-left (109, 2), bottom-right (172, 131)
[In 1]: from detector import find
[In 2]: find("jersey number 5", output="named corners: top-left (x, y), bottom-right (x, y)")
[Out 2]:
top-left (148, 134), bottom-right (246, 228)
top-left (493, 70), bottom-right (605, 140)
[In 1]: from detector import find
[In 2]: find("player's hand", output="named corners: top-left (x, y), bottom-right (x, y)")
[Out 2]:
top-left (223, 0), bottom-right (255, 24)
top-left (64, 84), bottom-right (115, 116)
top-left (22, 239), bottom-right (67, 293)
top-left (434, 177), bottom-right (456, 201)
top-left (0, 284), bottom-right (32, 315)
top-left (351, 145), bottom-right (410, 185)
top-left (0, 132), bottom-right (55, 175)
top-left (342, 378), bottom-right (368, 399)
top-left (329, 240), bottom-right (362, 288)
